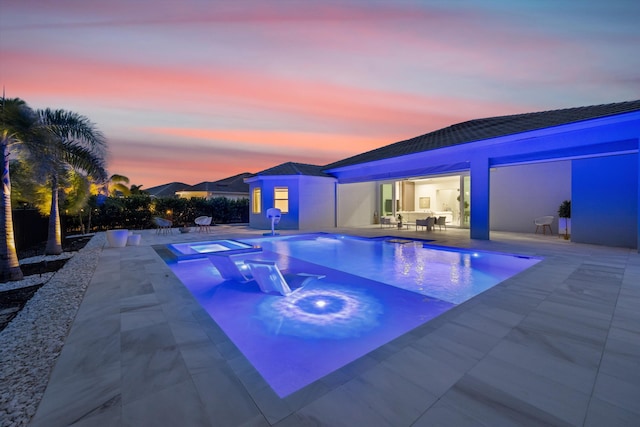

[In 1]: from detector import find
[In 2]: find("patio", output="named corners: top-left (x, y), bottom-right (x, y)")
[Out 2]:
top-left (28, 225), bottom-right (640, 426)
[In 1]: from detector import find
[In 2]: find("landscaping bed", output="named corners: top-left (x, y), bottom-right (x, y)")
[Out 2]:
top-left (0, 233), bottom-right (104, 427)
top-left (0, 235), bottom-right (92, 332)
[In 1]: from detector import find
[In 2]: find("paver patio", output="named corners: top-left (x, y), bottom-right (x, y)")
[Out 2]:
top-left (30, 225), bottom-right (640, 426)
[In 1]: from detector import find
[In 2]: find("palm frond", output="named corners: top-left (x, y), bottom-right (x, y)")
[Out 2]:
top-left (0, 97), bottom-right (38, 147)
top-left (60, 142), bottom-right (108, 181)
top-left (109, 174), bottom-right (130, 184)
top-left (37, 108), bottom-right (106, 151)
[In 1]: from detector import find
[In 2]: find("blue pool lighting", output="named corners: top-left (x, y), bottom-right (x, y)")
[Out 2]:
top-left (162, 233), bottom-right (541, 397)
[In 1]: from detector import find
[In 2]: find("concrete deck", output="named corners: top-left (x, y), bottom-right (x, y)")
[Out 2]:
top-left (30, 225), bottom-right (640, 426)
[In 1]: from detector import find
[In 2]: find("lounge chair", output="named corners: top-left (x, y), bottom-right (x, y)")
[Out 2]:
top-left (244, 260), bottom-right (325, 296)
top-left (206, 252), bottom-right (255, 282)
top-left (207, 251), bottom-right (324, 295)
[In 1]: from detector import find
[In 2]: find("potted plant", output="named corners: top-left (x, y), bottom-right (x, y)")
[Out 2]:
top-left (397, 213), bottom-right (403, 229)
top-left (558, 200), bottom-right (571, 240)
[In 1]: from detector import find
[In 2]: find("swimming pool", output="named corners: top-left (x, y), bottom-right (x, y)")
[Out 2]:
top-left (163, 233), bottom-right (541, 397)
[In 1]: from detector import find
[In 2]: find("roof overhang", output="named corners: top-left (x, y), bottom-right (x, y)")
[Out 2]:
top-left (324, 111), bottom-right (640, 183)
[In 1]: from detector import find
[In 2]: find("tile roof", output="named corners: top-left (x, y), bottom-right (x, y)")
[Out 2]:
top-left (256, 162), bottom-right (332, 177)
top-left (188, 172), bottom-right (253, 193)
top-left (145, 182), bottom-right (190, 197)
top-left (323, 99), bottom-right (640, 170)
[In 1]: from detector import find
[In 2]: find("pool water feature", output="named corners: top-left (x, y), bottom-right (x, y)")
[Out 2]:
top-left (163, 234), bottom-right (541, 397)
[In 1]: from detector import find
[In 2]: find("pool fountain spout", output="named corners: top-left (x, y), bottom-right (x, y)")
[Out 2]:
top-left (264, 207), bottom-right (281, 236)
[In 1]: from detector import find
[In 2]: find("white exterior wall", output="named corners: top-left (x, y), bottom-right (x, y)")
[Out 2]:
top-left (490, 161), bottom-right (571, 233)
top-left (299, 176), bottom-right (337, 229)
top-left (337, 182), bottom-right (378, 227)
top-left (248, 178), bottom-right (300, 230)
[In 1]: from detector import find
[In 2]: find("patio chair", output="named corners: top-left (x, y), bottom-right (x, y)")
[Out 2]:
top-left (153, 217), bottom-right (173, 235)
top-left (416, 218), bottom-right (429, 231)
top-left (436, 216), bottom-right (447, 231)
top-left (534, 215), bottom-right (554, 234)
top-left (194, 216), bottom-right (212, 233)
top-left (415, 217), bottom-right (436, 231)
top-left (380, 217), bottom-right (393, 228)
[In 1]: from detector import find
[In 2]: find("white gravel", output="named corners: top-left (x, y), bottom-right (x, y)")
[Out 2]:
top-left (0, 253), bottom-right (75, 293)
top-left (0, 234), bottom-right (105, 427)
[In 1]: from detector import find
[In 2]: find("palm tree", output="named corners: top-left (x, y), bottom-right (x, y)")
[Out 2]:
top-left (0, 97), bottom-right (38, 281)
top-left (108, 174), bottom-right (130, 197)
top-left (31, 109), bottom-right (107, 255)
top-left (129, 184), bottom-right (147, 195)
top-left (65, 171), bottom-right (92, 233)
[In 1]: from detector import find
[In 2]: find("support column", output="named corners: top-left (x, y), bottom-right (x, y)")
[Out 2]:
top-left (470, 156), bottom-right (490, 240)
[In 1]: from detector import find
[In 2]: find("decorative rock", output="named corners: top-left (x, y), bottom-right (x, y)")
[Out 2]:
top-left (0, 233), bottom-right (104, 427)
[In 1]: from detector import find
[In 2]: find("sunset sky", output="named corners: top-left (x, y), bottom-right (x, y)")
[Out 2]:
top-left (2, 0), bottom-right (639, 188)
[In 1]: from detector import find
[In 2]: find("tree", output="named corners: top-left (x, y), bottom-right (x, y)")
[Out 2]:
top-left (9, 158), bottom-right (39, 208)
top-left (31, 108), bottom-right (107, 255)
top-left (107, 174), bottom-right (130, 197)
top-left (62, 170), bottom-right (92, 233)
top-left (129, 184), bottom-right (146, 195)
top-left (0, 97), bottom-right (39, 281)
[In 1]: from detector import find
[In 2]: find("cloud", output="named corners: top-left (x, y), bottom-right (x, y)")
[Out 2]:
top-left (4, 0), bottom-right (638, 189)
top-left (106, 137), bottom-right (341, 187)
top-left (1, 1), bottom-right (445, 30)
top-left (142, 127), bottom-right (390, 156)
top-left (3, 47), bottom-right (516, 136)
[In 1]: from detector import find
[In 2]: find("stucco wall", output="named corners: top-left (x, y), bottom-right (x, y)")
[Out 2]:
top-left (337, 182), bottom-right (378, 227)
top-left (490, 161), bottom-right (571, 233)
top-left (249, 176), bottom-right (336, 230)
top-left (572, 153), bottom-right (638, 248)
top-left (248, 178), bottom-right (300, 230)
top-left (299, 176), bottom-right (337, 229)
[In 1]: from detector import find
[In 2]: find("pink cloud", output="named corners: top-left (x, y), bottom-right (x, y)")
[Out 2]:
top-left (3, 48), bottom-right (517, 135)
top-left (2, 2), bottom-right (448, 29)
top-left (108, 138), bottom-right (338, 187)
top-left (143, 128), bottom-right (391, 157)
top-left (7, 0), bottom-right (625, 189)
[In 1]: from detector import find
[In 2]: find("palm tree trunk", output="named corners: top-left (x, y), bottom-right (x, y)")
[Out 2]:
top-left (0, 141), bottom-right (23, 281)
top-left (45, 174), bottom-right (63, 255)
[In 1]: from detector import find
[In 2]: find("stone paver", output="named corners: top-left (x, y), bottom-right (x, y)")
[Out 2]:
top-left (31, 226), bottom-right (640, 426)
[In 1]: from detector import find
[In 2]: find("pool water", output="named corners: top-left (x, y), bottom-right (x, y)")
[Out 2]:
top-left (163, 234), bottom-right (540, 397)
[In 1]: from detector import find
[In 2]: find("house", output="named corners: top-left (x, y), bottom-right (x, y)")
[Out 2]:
top-left (144, 182), bottom-right (191, 198)
top-left (175, 172), bottom-right (252, 200)
top-left (246, 100), bottom-right (640, 250)
top-left (245, 163), bottom-right (335, 230)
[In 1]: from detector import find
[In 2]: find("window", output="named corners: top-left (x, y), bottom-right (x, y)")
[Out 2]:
top-left (274, 187), bottom-right (289, 213)
top-left (252, 188), bottom-right (261, 214)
